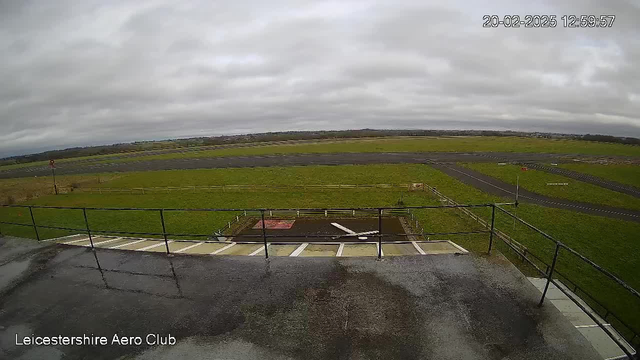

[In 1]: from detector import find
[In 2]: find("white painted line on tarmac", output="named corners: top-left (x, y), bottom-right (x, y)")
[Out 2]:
top-left (412, 241), bottom-right (426, 255)
top-left (249, 245), bottom-right (269, 256)
top-left (137, 241), bottom-right (171, 251)
top-left (109, 239), bottom-right (146, 249)
top-left (210, 242), bottom-right (236, 255)
top-left (447, 241), bottom-right (469, 254)
top-left (290, 243), bottom-right (309, 257)
top-left (90, 237), bottom-right (123, 247)
top-left (63, 237), bottom-right (90, 245)
top-left (175, 242), bottom-right (204, 253)
top-left (336, 243), bottom-right (345, 257)
top-left (45, 234), bottom-right (83, 242)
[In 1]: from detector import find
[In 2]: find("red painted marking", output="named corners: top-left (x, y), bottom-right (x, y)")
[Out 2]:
top-left (253, 220), bottom-right (296, 230)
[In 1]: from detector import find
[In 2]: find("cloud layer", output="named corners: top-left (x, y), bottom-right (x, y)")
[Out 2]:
top-left (1, 0), bottom-right (639, 156)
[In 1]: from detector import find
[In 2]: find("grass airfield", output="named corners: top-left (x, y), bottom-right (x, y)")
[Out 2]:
top-left (1, 137), bottom-right (639, 343)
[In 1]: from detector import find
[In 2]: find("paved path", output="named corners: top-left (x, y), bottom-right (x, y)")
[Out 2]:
top-left (431, 164), bottom-right (640, 223)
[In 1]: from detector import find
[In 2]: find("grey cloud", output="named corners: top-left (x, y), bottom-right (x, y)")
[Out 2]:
top-left (0, 0), bottom-right (639, 157)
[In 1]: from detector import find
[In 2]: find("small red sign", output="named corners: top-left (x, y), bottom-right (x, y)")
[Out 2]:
top-left (49, 159), bottom-right (55, 168)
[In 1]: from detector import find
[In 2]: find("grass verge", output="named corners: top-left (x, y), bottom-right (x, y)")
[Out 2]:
top-left (462, 163), bottom-right (640, 211)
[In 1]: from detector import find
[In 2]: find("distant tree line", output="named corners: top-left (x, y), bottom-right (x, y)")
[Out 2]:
top-left (1, 129), bottom-right (638, 166)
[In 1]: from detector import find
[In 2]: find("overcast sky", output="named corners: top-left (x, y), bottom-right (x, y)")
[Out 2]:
top-left (1, 0), bottom-right (639, 156)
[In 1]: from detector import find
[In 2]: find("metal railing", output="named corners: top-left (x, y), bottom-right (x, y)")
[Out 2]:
top-left (0, 203), bottom-right (495, 256)
top-left (1, 201), bottom-right (637, 357)
top-left (495, 205), bottom-right (638, 359)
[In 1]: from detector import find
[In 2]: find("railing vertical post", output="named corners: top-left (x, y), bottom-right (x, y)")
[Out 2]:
top-left (82, 208), bottom-right (94, 249)
top-left (261, 210), bottom-right (269, 259)
top-left (488, 205), bottom-right (496, 254)
top-left (159, 209), bottom-right (170, 254)
top-left (539, 243), bottom-right (561, 306)
top-left (377, 208), bottom-right (382, 259)
top-left (28, 206), bottom-right (40, 241)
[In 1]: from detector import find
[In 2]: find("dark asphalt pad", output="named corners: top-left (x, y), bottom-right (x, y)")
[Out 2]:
top-left (0, 245), bottom-right (601, 360)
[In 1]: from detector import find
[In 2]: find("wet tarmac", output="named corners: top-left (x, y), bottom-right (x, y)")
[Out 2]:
top-left (0, 236), bottom-right (602, 360)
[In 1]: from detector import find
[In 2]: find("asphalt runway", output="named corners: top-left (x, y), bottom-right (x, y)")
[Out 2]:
top-left (0, 151), bottom-right (606, 179)
top-left (431, 164), bottom-right (640, 223)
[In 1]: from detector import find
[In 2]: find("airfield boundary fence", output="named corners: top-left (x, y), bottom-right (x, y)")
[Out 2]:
top-left (0, 201), bottom-right (637, 357)
top-left (58, 183), bottom-right (427, 194)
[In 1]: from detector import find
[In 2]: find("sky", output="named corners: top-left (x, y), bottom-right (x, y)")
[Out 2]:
top-left (1, 0), bottom-right (639, 157)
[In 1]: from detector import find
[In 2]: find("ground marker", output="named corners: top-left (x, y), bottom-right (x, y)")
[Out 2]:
top-left (290, 243), bottom-right (309, 257)
top-left (137, 241), bottom-right (172, 251)
top-left (175, 242), bottom-right (204, 253)
top-left (412, 241), bottom-right (426, 255)
top-left (337, 243), bottom-right (345, 257)
top-left (249, 245), bottom-right (269, 256)
top-left (90, 237), bottom-right (123, 247)
top-left (63, 237), bottom-right (90, 245)
top-left (109, 239), bottom-right (146, 249)
top-left (210, 242), bottom-right (236, 255)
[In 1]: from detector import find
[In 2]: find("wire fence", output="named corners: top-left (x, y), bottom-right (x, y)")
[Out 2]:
top-left (55, 183), bottom-right (429, 194)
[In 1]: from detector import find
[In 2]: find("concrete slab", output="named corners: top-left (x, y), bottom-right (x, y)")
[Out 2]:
top-left (300, 244), bottom-right (338, 257)
top-left (382, 243), bottom-right (420, 256)
top-left (418, 241), bottom-right (460, 254)
top-left (0, 244), bottom-right (602, 360)
top-left (118, 239), bottom-right (158, 251)
top-left (268, 244), bottom-right (299, 257)
top-left (180, 242), bottom-right (228, 254)
top-left (578, 326), bottom-right (632, 360)
top-left (101, 237), bottom-right (139, 249)
top-left (217, 243), bottom-right (263, 256)
top-left (341, 243), bottom-right (378, 257)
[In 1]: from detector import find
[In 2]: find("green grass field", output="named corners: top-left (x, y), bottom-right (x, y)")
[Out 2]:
top-left (559, 163), bottom-right (640, 188)
top-left (1, 163), bottom-right (638, 338)
top-left (461, 163), bottom-right (640, 211)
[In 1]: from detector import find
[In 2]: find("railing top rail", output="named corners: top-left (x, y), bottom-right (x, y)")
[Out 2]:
top-left (495, 205), bottom-right (640, 301)
top-left (0, 203), bottom-right (502, 212)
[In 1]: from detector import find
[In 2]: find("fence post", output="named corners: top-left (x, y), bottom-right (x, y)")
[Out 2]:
top-left (159, 209), bottom-right (170, 255)
top-left (539, 243), bottom-right (561, 306)
top-left (377, 208), bottom-right (382, 259)
top-left (261, 210), bottom-right (269, 259)
top-left (488, 205), bottom-right (496, 254)
top-left (82, 208), bottom-right (94, 249)
top-left (28, 206), bottom-right (40, 241)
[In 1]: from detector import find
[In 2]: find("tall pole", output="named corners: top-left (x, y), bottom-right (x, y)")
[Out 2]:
top-left (29, 206), bottom-right (40, 241)
top-left (539, 243), bottom-right (561, 306)
top-left (52, 168), bottom-right (58, 195)
top-left (83, 208), bottom-right (94, 249)
top-left (159, 210), bottom-right (170, 254)
top-left (377, 208), bottom-right (382, 259)
top-left (261, 210), bottom-right (269, 259)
